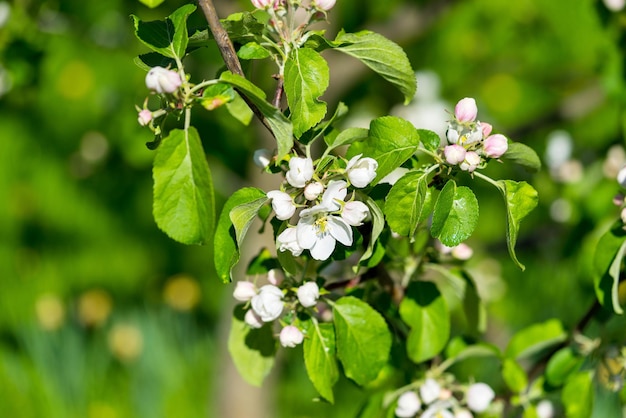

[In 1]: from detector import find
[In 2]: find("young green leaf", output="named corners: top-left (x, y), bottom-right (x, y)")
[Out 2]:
top-left (214, 187), bottom-right (266, 283)
top-left (334, 30), bottom-right (416, 104)
top-left (153, 127), bottom-right (214, 246)
top-left (504, 319), bottom-right (567, 360)
top-left (230, 196), bottom-right (269, 249)
top-left (415, 129), bottom-right (441, 153)
top-left (431, 180), bottom-right (479, 247)
top-left (502, 141), bottom-right (542, 172)
top-left (502, 358), bottom-right (528, 393)
top-left (228, 305), bottom-right (276, 386)
top-left (357, 194), bottom-right (384, 267)
top-left (304, 321), bottom-right (339, 403)
top-left (561, 371), bottom-right (594, 418)
top-left (138, 0), bottom-right (165, 9)
top-left (384, 170), bottom-right (434, 237)
top-left (332, 296), bottom-right (392, 386)
top-left (200, 83), bottom-right (236, 110)
top-left (237, 42), bottom-right (271, 60)
top-left (219, 71), bottom-right (294, 159)
top-left (545, 346), bottom-right (584, 387)
top-left (226, 92), bottom-right (254, 126)
top-left (132, 4), bottom-right (196, 59)
top-left (325, 127), bottom-right (368, 150)
top-left (399, 281), bottom-right (450, 363)
top-left (593, 221), bottom-right (626, 314)
top-left (284, 48), bottom-right (329, 138)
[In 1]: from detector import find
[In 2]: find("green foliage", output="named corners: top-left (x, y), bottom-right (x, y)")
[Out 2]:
top-left (431, 180), bottom-right (479, 247)
top-left (505, 319), bottom-right (567, 360)
top-left (593, 221), bottom-right (626, 314)
top-left (304, 321), bottom-right (339, 403)
top-left (384, 171), bottom-right (434, 238)
top-left (132, 4), bottom-right (196, 60)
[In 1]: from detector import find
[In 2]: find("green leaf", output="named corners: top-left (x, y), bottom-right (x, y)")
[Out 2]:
top-left (444, 339), bottom-right (500, 368)
top-left (502, 141), bottom-right (542, 172)
top-left (384, 171), bottom-right (434, 237)
top-left (349, 116), bottom-right (420, 185)
top-left (237, 42), bottom-right (271, 60)
top-left (502, 358), bottom-right (528, 393)
top-left (226, 92), bottom-right (254, 126)
top-left (228, 305), bottom-right (276, 386)
top-left (230, 197), bottom-right (269, 249)
top-left (219, 71), bottom-right (294, 159)
top-left (304, 322), bottom-right (339, 403)
top-left (463, 272), bottom-right (487, 335)
top-left (496, 180), bottom-right (538, 271)
top-left (545, 346), bottom-right (584, 387)
top-left (357, 194), bottom-right (385, 267)
top-left (431, 180), bottom-right (479, 247)
top-left (399, 281), bottom-right (450, 363)
top-left (333, 296), bottom-right (392, 386)
top-left (138, 0), bottom-right (165, 8)
top-left (334, 30), bottom-right (416, 104)
top-left (132, 4), bottom-right (196, 59)
top-left (326, 127), bottom-right (368, 150)
top-left (416, 129), bottom-right (441, 152)
top-left (593, 221), bottom-right (626, 314)
top-left (200, 83), bottom-right (236, 110)
top-left (153, 127), bottom-right (214, 245)
top-left (284, 48), bottom-right (329, 138)
top-left (214, 187), bottom-right (266, 283)
top-left (134, 53), bottom-right (176, 71)
top-left (505, 319), bottom-right (567, 360)
top-left (562, 371), bottom-right (594, 418)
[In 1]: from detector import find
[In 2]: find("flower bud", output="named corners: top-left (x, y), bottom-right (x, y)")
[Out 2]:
top-left (395, 391), bottom-right (421, 418)
top-left (536, 400), bottom-right (554, 418)
top-left (251, 285), bottom-right (284, 322)
top-left (483, 134), bottom-right (508, 159)
top-left (279, 325), bottom-right (304, 347)
top-left (346, 154), bottom-right (378, 188)
top-left (444, 144), bottom-right (467, 165)
top-left (313, 0), bottom-right (336, 11)
top-left (244, 309), bottom-right (264, 328)
top-left (460, 151), bottom-right (481, 172)
top-left (286, 157), bottom-right (314, 188)
top-left (455, 98), bottom-right (478, 123)
top-left (145, 66), bottom-right (182, 94)
top-left (138, 109), bottom-right (152, 126)
top-left (253, 149), bottom-right (272, 168)
top-left (617, 166), bottom-right (626, 188)
top-left (464, 128), bottom-right (483, 145)
top-left (342, 200), bottom-right (370, 226)
top-left (251, 0), bottom-right (279, 9)
top-left (451, 243), bottom-right (473, 260)
top-left (481, 122), bottom-right (493, 137)
top-left (267, 269), bottom-right (283, 286)
top-left (233, 281), bottom-right (257, 301)
top-left (420, 378), bottom-right (441, 405)
top-left (277, 227), bottom-right (304, 256)
top-left (620, 207), bottom-right (626, 224)
top-left (267, 190), bottom-right (296, 220)
top-left (304, 181), bottom-right (324, 200)
top-left (466, 382), bottom-right (495, 413)
top-left (297, 281), bottom-right (320, 307)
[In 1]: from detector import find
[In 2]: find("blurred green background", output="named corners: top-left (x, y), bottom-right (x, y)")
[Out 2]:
top-left (1, 0), bottom-right (626, 417)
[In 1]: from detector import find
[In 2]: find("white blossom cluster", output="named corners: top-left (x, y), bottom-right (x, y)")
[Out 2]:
top-left (267, 154), bottom-right (378, 261)
top-left (443, 98), bottom-right (508, 172)
top-left (394, 378), bottom-right (497, 418)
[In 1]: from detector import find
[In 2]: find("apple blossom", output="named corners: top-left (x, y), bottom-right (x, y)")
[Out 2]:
top-left (395, 391), bottom-right (421, 418)
top-left (461, 127), bottom-right (483, 145)
top-left (346, 154), bottom-right (378, 188)
top-left (444, 144), bottom-right (467, 165)
top-left (267, 269), bottom-right (283, 286)
top-left (244, 309), bottom-right (264, 328)
top-left (422, 401), bottom-right (454, 418)
top-left (604, 0), bottom-right (626, 12)
top-left (304, 181), bottom-right (324, 201)
top-left (251, 0), bottom-right (279, 9)
top-left (137, 109), bottom-right (152, 126)
top-left (253, 148), bottom-right (272, 168)
top-left (536, 400), bottom-right (554, 418)
top-left (460, 151), bottom-right (481, 172)
top-left (420, 378), bottom-right (441, 405)
top-left (251, 285), bottom-right (284, 322)
top-left (313, 0), bottom-right (336, 11)
top-left (279, 325), bottom-right (304, 347)
top-left (454, 409), bottom-right (473, 418)
top-left (297, 281), bottom-right (320, 307)
top-left (296, 211), bottom-right (353, 260)
top-left (483, 134), bottom-right (508, 159)
top-left (276, 227), bottom-right (304, 256)
top-left (617, 166), bottom-right (626, 188)
top-left (451, 243), bottom-right (473, 260)
top-left (447, 127), bottom-right (460, 144)
top-left (454, 98), bottom-right (478, 123)
top-left (286, 156), bottom-right (314, 188)
top-left (233, 281), bottom-right (257, 301)
top-left (145, 66), bottom-right (182, 94)
top-left (481, 122), bottom-right (493, 137)
top-left (267, 190), bottom-right (296, 220)
top-left (342, 200), bottom-right (369, 226)
top-left (466, 382), bottom-right (495, 413)
top-left (318, 180), bottom-right (348, 211)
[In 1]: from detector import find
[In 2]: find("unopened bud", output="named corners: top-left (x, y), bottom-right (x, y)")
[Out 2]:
top-left (451, 243), bottom-right (473, 260)
top-left (466, 382), bottom-right (495, 413)
top-left (346, 154), bottom-right (378, 188)
top-left (313, 0), bottom-right (336, 11)
top-left (297, 281), bottom-right (320, 307)
top-left (145, 66), bottom-right (182, 94)
top-left (481, 122), bottom-right (493, 137)
top-left (342, 200), bottom-right (369, 226)
top-left (483, 134), bottom-right (508, 159)
top-left (420, 378), bottom-right (441, 405)
top-left (233, 281), bottom-right (257, 302)
top-left (617, 166), bottom-right (626, 188)
top-left (244, 309), bottom-right (264, 328)
top-left (460, 151), bottom-right (481, 172)
top-left (395, 391), bottom-right (421, 418)
top-left (267, 190), bottom-right (296, 220)
top-left (138, 109), bottom-right (152, 126)
top-left (454, 98), bottom-right (478, 123)
top-left (444, 144), bottom-right (467, 165)
top-left (304, 181), bottom-right (324, 200)
top-left (279, 325), bottom-right (304, 347)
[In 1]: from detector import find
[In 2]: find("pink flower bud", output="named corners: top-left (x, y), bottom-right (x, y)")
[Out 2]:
top-left (454, 98), bottom-right (478, 123)
top-left (297, 281), bottom-right (320, 307)
top-left (483, 134), bottom-right (508, 159)
top-left (267, 190), bottom-right (296, 220)
top-left (460, 151), bottom-right (481, 172)
top-left (145, 66), bottom-right (182, 94)
top-left (395, 391), bottom-right (421, 418)
top-left (466, 383), bottom-right (495, 413)
top-left (451, 243), bottom-right (473, 260)
top-left (342, 200), bottom-right (369, 226)
top-left (444, 144), bottom-right (467, 165)
top-left (251, 0), bottom-right (279, 9)
top-left (304, 181), bottom-right (324, 201)
top-left (279, 325), bottom-right (304, 347)
top-left (313, 0), bottom-right (336, 11)
top-left (233, 281), bottom-right (257, 302)
top-left (613, 194), bottom-right (625, 206)
top-left (481, 122), bottom-right (493, 137)
top-left (267, 269), bottom-right (283, 286)
top-left (138, 109), bottom-right (152, 126)
top-left (244, 309), bottom-right (264, 328)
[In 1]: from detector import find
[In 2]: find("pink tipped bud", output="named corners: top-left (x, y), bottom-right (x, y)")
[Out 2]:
top-left (481, 122), bottom-right (493, 137)
top-left (313, 0), bottom-right (336, 11)
top-left (483, 134), bottom-right (508, 159)
top-left (138, 109), bottom-right (152, 126)
top-left (233, 281), bottom-right (257, 302)
top-left (460, 151), bottom-right (482, 172)
top-left (454, 97), bottom-right (478, 123)
top-left (451, 243), bottom-right (473, 260)
top-left (279, 325), bottom-right (304, 347)
top-left (251, 0), bottom-right (279, 9)
top-left (444, 144), bottom-right (467, 165)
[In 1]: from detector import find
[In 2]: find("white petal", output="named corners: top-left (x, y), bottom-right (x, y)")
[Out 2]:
top-left (327, 216), bottom-right (353, 246)
top-left (296, 218), bottom-right (318, 249)
top-left (310, 233), bottom-right (336, 260)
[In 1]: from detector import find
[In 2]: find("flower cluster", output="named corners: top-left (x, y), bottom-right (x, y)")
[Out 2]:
top-left (269, 154), bottom-right (377, 261)
top-left (443, 98), bottom-right (508, 172)
top-left (395, 378), bottom-right (496, 418)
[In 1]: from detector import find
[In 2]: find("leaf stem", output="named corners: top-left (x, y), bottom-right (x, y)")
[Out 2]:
top-left (473, 171), bottom-right (502, 190)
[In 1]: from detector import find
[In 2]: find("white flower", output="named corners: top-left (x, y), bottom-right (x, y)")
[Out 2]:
top-left (422, 401), bottom-right (454, 418)
top-left (276, 227), bottom-right (304, 256)
top-left (138, 109), bottom-right (152, 126)
top-left (297, 282), bottom-right (320, 307)
top-left (483, 134), bottom-right (508, 159)
top-left (444, 144), bottom-right (467, 165)
top-left (286, 157), bottom-right (314, 188)
top-left (460, 151), bottom-right (481, 172)
top-left (244, 309), bottom-right (264, 328)
top-left (253, 149), bottom-right (272, 168)
top-left (233, 281), bottom-right (257, 301)
top-left (604, 0), bottom-right (626, 12)
top-left (461, 127), bottom-right (483, 145)
top-left (420, 378), bottom-right (441, 405)
top-left (251, 285), bottom-right (284, 322)
top-left (536, 400), bottom-right (554, 418)
top-left (466, 383), bottom-right (495, 413)
top-left (318, 180), bottom-right (348, 211)
top-left (145, 66), bottom-right (182, 94)
top-left (313, 0), bottom-right (336, 11)
top-left (304, 181), bottom-right (324, 201)
top-left (342, 200), bottom-right (369, 226)
top-left (267, 190), bottom-right (296, 220)
top-left (617, 165), bottom-right (626, 188)
top-left (296, 213), bottom-right (352, 260)
top-left (346, 154), bottom-right (378, 188)
top-left (454, 409), bottom-right (473, 418)
top-left (279, 325), bottom-right (304, 347)
top-left (454, 98), bottom-right (478, 123)
top-left (395, 391), bottom-right (421, 418)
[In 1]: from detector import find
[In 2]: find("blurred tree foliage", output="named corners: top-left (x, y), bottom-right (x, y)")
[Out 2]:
top-left (1, 0), bottom-right (625, 417)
